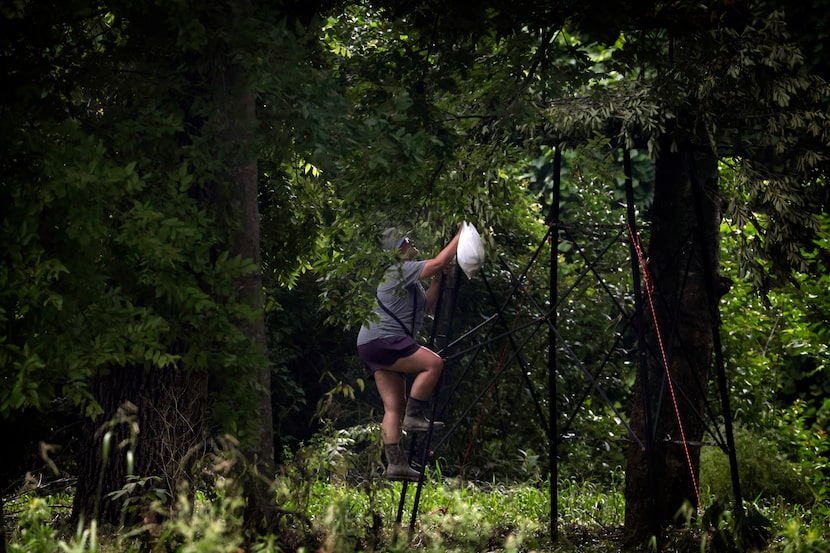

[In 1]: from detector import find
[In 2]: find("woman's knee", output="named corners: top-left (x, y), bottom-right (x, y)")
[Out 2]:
top-left (427, 355), bottom-right (444, 373)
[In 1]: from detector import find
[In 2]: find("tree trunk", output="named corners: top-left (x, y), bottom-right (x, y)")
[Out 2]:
top-left (624, 142), bottom-right (722, 543)
top-left (229, 79), bottom-right (274, 478)
top-left (212, 40), bottom-right (275, 527)
top-left (72, 366), bottom-right (208, 526)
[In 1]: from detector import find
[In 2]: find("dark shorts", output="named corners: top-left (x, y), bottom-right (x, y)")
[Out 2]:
top-left (357, 336), bottom-right (420, 379)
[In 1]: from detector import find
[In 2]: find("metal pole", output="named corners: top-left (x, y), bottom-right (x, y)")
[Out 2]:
top-left (548, 146), bottom-right (562, 541)
top-left (688, 153), bottom-right (744, 518)
top-left (409, 266), bottom-right (461, 530)
top-left (396, 271), bottom-right (452, 527)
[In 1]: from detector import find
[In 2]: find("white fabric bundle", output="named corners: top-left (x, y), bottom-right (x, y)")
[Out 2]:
top-left (457, 221), bottom-right (485, 279)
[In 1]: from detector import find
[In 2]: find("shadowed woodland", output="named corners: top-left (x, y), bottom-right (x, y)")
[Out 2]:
top-left (2, 1), bottom-right (830, 551)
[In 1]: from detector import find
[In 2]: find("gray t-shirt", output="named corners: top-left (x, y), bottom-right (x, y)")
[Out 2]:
top-left (356, 260), bottom-right (428, 346)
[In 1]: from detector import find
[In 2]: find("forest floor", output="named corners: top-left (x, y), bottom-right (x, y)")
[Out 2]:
top-left (4, 471), bottom-right (828, 552)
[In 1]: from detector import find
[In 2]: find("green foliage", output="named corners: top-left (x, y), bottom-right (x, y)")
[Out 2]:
top-left (0, 0), bottom-right (277, 446)
top-left (265, 275), bottom-right (374, 455)
top-left (700, 426), bottom-right (814, 506)
top-left (719, 215), bottom-right (830, 506)
top-left (545, 5), bottom-right (830, 281)
top-left (6, 428), bottom-right (830, 552)
top-left (8, 498), bottom-right (61, 553)
top-left (698, 498), bottom-right (773, 553)
top-left (300, 473), bottom-right (552, 552)
top-left (774, 400), bottom-right (830, 503)
top-left (153, 480), bottom-right (249, 553)
top-left (558, 471), bottom-right (625, 527)
top-left (4, 2), bottom-right (830, 550)
top-left (778, 518), bottom-right (830, 553)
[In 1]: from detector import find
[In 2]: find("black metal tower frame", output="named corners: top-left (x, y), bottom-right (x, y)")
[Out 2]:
top-left (394, 147), bottom-right (744, 541)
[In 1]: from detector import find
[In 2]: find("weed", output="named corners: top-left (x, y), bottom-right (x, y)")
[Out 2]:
top-left (6, 424), bottom-right (830, 552)
top-left (700, 425), bottom-right (814, 506)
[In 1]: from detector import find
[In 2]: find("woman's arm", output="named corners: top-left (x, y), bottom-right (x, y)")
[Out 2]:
top-left (424, 275), bottom-right (442, 312)
top-left (420, 225), bottom-right (462, 280)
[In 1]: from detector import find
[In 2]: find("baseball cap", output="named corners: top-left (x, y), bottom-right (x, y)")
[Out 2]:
top-left (382, 227), bottom-right (407, 250)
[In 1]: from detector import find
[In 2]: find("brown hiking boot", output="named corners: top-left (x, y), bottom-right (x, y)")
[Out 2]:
top-left (402, 397), bottom-right (444, 432)
top-left (383, 443), bottom-right (421, 481)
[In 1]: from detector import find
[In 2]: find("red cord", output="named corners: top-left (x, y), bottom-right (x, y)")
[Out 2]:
top-left (628, 224), bottom-right (702, 511)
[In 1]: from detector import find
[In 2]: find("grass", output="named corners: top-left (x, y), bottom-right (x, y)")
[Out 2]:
top-left (4, 427), bottom-right (829, 552)
top-left (5, 473), bottom-right (830, 552)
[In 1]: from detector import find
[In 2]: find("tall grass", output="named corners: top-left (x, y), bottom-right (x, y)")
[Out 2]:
top-left (5, 424), bottom-right (829, 552)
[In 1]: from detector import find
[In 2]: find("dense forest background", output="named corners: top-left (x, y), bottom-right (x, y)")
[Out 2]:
top-left (2, 0), bottom-right (829, 551)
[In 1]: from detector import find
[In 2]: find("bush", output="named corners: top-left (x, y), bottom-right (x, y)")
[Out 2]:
top-left (700, 425), bottom-right (813, 505)
top-left (7, 424), bottom-right (827, 552)
top-left (8, 498), bottom-right (60, 553)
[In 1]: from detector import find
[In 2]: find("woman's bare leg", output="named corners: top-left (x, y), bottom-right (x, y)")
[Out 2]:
top-left (374, 370), bottom-right (407, 444)
top-left (386, 346), bottom-right (444, 400)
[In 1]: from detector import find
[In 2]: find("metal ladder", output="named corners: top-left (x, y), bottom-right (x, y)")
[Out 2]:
top-left (394, 265), bottom-right (462, 531)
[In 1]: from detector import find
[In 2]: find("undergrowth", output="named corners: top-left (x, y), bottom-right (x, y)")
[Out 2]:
top-left (4, 423), bottom-right (829, 552)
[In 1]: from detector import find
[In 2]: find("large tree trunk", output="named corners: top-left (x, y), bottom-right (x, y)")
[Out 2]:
top-left (624, 142), bottom-right (722, 543)
top-left (230, 81), bottom-right (274, 477)
top-left (212, 12), bottom-right (275, 525)
top-left (72, 366), bottom-right (208, 525)
top-left (228, 79), bottom-right (277, 519)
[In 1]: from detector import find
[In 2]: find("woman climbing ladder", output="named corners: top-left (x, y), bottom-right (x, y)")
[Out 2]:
top-left (356, 225), bottom-right (462, 481)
